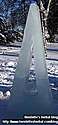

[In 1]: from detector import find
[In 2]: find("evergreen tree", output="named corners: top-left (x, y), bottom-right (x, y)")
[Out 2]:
top-left (47, 0), bottom-right (58, 42)
top-left (0, 0), bottom-right (30, 45)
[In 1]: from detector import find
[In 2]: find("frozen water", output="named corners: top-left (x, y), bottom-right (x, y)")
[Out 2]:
top-left (0, 3), bottom-right (58, 118)
top-left (3, 4), bottom-right (54, 119)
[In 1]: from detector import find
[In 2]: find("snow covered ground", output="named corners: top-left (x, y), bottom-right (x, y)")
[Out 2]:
top-left (0, 47), bottom-right (18, 94)
top-left (47, 51), bottom-right (58, 60)
top-left (46, 42), bottom-right (58, 50)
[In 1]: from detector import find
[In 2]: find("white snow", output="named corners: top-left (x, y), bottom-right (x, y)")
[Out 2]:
top-left (0, 91), bottom-right (11, 100)
top-left (0, 33), bottom-right (6, 40)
